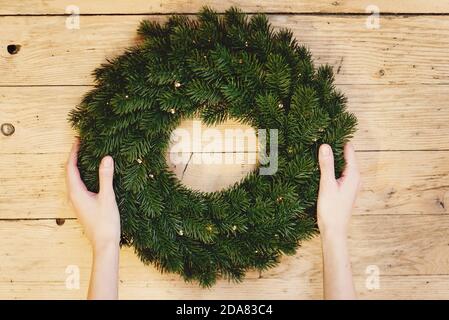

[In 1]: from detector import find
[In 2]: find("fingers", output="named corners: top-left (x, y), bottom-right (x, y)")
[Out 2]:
top-left (318, 144), bottom-right (336, 186)
top-left (66, 138), bottom-right (87, 195)
top-left (67, 138), bottom-right (116, 200)
top-left (98, 156), bottom-right (115, 197)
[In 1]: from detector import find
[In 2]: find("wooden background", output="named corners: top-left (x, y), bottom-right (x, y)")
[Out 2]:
top-left (1, 0), bottom-right (449, 299)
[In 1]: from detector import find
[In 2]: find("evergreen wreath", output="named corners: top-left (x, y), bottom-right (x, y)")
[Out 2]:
top-left (69, 6), bottom-right (357, 287)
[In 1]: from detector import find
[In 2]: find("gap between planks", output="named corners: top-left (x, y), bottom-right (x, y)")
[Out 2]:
top-left (3, 13), bottom-right (449, 17)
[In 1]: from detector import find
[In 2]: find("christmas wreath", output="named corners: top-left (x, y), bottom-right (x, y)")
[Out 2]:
top-left (69, 7), bottom-right (357, 287)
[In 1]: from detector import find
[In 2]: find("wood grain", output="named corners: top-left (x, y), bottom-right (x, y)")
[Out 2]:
top-left (1, 85), bottom-right (449, 153)
top-left (1, 1), bottom-right (449, 300)
top-left (183, 151), bottom-right (449, 216)
top-left (0, 216), bottom-right (449, 299)
top-left (2, 15), bottom-right (449, 86)
top-left (0, 151), bottom-right (447, 219)
top-left (0, 0), bottom-right (447, 15)
top-left (5, 275), bottom-right (449, 299)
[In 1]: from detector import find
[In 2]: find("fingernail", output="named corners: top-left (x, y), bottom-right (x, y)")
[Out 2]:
top-left (103, 156), bottom-right (113, 168)
top-left (320, 145), bottom-right (330, 156)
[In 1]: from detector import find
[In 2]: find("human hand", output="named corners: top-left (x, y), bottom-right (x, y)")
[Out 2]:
top-left (66, 138), bottom-right (121, 252)
top-left (317, 143), bottom-right (361, 239)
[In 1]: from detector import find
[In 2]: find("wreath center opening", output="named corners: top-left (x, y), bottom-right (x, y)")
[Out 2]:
top-left (165, 117), bottom-right (259, 192)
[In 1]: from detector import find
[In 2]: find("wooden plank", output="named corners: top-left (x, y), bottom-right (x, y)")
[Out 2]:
top-left (0, 0), bottom-right (447, 15)
top-left (1, 85), bottom-right (449, 153)
top-left (5, 275), bottom-right (449, 299)
top-left (183, 151), bottom-right (449, 215)
top-left (0, 0), bottom-right (447, 303)
top-left (1, 151), bottom-right (448, 219)
top-left (1, 15), bottom-right (449, 86)
top-left (0, 152), bottom-right (187, 219)
top-left (0, 86), bottom-right (257, 154)
top-left (0, 216), bottom-right (449, 299)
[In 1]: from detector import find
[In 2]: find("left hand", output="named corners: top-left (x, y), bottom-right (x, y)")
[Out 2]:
top-left (66, 138), bottom-right (121, 252)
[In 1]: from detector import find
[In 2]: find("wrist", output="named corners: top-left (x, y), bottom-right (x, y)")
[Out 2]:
top-left (92, 240), bottom-right (120, 257)
top-left (319, 225), bottom-right (348, 243)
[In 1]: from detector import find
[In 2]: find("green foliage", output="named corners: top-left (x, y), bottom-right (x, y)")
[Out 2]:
top-left (68, 6), bottom-right (357, 287)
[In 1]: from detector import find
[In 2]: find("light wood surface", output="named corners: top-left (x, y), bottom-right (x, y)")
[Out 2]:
top-left (0, 1), bottom-right (449, 299)
top-left (1, 215), bottom-right (449, 299)
top-left (1, 151), bottom-right (448, 219)
top-left (2, 15), bottom-right (449, 86)
top-left (1, 85), bottom-right (449, 153)
top-left (0, 0), bottom-right (447, 14)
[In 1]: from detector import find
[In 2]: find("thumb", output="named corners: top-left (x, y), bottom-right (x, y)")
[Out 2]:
top-left (318, 144), bottom-right (336, 186)
top-left (98, 156), bottom-right (115, 196)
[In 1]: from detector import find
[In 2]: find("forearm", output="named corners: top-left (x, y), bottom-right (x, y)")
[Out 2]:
top-left (321, 232), bottom-right (356, 300)
top-left (88, 243), bottom-right (120, 300)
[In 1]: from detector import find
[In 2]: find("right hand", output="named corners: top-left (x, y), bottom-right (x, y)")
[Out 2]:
top-left (316, 143), bottom-right (361, 238)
